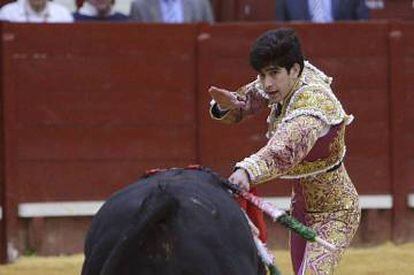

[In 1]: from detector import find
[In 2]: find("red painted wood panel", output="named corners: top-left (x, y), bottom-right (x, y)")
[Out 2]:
top-left (398, 22), bottom-right (414, 243)
top-left (197, 23), bottom-right (391, 195)
top-left (1, 23), bottom-right (200, 258)
top-left (16, 88), bottom-right (194, 126)
top-left (16, 126), bottom-right (195, 160)
top-left (6, 23), bottom-right (196, 54)
top-left (388, 22), bottom-right (410, 242)
top-left (0, 20), bottom-right (5, 264)
top-left (4, 23), bottom-right (199, 157)
top-left (2, 22), bottom-right (414, 259)
top-left (401, 23), bottom-right (414, 192)
top-left (16, 160), bottom-right (196, 201)
top-left (12, 56), bottom-right (193, 95)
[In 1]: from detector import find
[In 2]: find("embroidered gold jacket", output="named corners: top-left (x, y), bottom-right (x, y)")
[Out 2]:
top-left (210, 61), bottom-right (354, 184)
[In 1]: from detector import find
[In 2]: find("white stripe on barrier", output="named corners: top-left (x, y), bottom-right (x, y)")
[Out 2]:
top-left (18, 201), bottom-right (104, 218)
top-left (358, 195), bottom-right (393, 209)
top-left (0, 195), bottom-right (400, 220)
top-left (407, 194), bottom-right (414, 208)
top-left (0, 195), bottom-right (387, 218)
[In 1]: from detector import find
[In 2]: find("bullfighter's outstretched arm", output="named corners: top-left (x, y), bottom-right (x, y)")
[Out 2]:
top-left (209, 79), bottom-right (268, 124)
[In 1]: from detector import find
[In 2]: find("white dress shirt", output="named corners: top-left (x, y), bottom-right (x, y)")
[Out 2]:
top-left (159, 0), bottom-right (183, 23)
top-left (0, 0), bottom-right (73, 23)
top-left (308, 0), bottom-right (333, 23)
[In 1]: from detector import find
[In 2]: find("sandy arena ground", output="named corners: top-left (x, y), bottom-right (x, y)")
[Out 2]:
top-left (0, 243), bottom-right (413, 275)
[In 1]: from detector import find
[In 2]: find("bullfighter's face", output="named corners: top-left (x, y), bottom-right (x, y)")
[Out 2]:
top-left (259, 63), bottom-right (300, 103)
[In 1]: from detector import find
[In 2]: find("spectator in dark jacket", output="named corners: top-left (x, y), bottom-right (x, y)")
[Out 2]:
top-left (129, 0), bottom-right (214, 23)
top-left (74, 0), bottom-right (129, 21)
top-left (276, 0), bottom-right (369, 23)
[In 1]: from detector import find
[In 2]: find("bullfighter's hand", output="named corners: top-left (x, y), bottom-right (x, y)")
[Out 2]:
top-left (208, 86), bottom-right (245, 110)
top-left (228, 169), bottom-right (250, 191)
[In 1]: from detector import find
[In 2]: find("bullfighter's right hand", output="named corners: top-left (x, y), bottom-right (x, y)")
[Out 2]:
top-left (208, 86), bottom-right (246, 110)
top-left (228, 169), bottom-right (250, 191)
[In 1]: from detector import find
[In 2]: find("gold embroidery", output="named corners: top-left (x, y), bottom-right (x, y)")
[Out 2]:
top-left (236, 62), bottom-right (353, 182)
top-left (236, 157), bottom-right (275, 183)
top-left (264, 62), bottom-right (350, 178)
top-left (282, 123), bottom-right (346, 178)
top-left (287, 87), bottom-right (344, 125)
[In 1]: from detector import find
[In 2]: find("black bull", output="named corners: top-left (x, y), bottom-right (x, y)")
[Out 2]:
top-left (81, 168), bottom-right (267, 275)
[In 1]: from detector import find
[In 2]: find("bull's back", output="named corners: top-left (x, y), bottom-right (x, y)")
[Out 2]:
top-left (82, 168), bottom-right (262, 275)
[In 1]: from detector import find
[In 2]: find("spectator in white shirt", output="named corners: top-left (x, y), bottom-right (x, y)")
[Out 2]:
top-left (0, 0), bottom-right (73, 23)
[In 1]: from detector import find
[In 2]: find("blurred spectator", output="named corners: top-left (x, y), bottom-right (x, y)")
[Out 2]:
top-left (0, 0), bottom-right (73, 22)
top-left (74, 0), bottom-right (129, 21)
top-left (276, 0), bottom-right (369, 23)
top-left (129, 0), bottom-right (214, 23)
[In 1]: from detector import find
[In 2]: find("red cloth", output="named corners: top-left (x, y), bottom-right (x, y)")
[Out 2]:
top-left (237, 187), bottom-right (267, 242)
